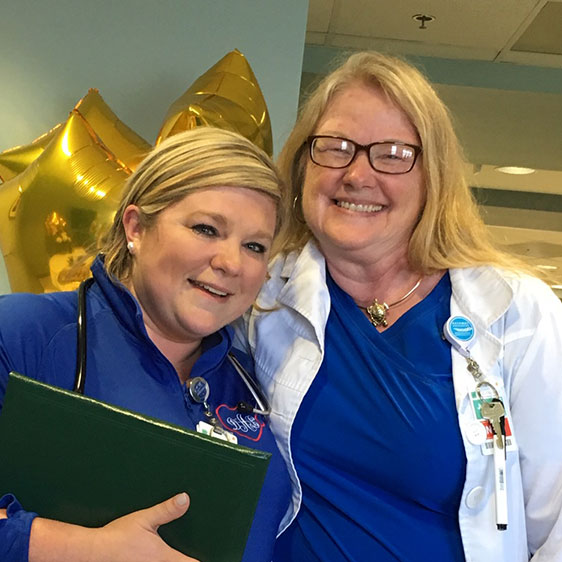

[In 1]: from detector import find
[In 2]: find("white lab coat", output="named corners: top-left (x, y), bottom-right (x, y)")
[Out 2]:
top-left (236, 240), bottom-right (562, 561)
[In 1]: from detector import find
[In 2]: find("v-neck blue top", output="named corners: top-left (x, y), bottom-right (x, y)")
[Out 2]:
top-left (274, 271), bottom-right (467, 561)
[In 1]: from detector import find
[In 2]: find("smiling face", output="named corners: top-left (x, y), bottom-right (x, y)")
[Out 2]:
top-left (124, 186), bottom-right (277, 348)
top-left (302, 82), bottom-right (425, 263)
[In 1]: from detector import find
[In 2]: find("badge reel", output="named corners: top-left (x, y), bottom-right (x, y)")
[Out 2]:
top-left (188, 377), bottom-right (237, 444)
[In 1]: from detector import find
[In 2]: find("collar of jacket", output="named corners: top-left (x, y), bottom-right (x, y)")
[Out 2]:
top-left (258, 240), bottom-right (330, 351)
top-left (89, 255), bottom-right (234, 376)
top-left (450, 266), bottom-right (514, 329)
top-left (271, 243), bottom-right (515, 330)
top-left (449, 266), bottom-right (515, 400)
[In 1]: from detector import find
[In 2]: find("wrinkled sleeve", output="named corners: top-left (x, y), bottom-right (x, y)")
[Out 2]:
top-left (507, 281), bottom-right (562, 560)
top-left (0, 494), bottom-right (37, 562)
top-left (0, 298), bottom-right (38, 560)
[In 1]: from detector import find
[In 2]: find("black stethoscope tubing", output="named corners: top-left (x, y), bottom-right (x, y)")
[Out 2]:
top-left (73, 278), bottom-right (270, 417)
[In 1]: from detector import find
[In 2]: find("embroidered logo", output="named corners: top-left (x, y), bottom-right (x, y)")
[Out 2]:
top-left (216, 404), bottom-right (265, 442)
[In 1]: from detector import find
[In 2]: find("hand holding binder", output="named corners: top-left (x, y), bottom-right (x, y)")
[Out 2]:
top-left (28, 493), bottom-right (199, 562)
top-left (0, 373), bottom-right (271, 562)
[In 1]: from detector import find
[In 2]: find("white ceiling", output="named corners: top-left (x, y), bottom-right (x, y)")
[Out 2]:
top-left (307, 0), bottom-right (562, 64)
top-left (304, 0), bottom-right (562, 296)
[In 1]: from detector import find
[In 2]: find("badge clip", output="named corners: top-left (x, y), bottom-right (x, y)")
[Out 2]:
top-left (443, 316), bottom-right (475, 358)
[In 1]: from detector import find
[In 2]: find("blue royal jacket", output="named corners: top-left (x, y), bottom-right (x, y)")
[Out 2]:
top-left (0, 256), bottom-right (291, 562)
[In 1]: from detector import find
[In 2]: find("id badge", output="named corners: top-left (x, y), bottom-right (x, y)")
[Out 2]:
top-left (196, 420), bottom-right (238, 444)
top-left (469, 385), bottom-right (517, 455)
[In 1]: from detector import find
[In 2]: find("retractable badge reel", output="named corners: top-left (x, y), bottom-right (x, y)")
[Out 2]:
top-left (443, 316), bottom-right (508, 530)
top-left (188, 377), bottom-right (237, 443)
top-left (444, 316), bottom-right (492, 395)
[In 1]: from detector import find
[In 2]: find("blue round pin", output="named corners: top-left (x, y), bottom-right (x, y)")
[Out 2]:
top-left (443, 316), bottom-right (475, 355)
top-left (448, 316), bottom-right (475, 342)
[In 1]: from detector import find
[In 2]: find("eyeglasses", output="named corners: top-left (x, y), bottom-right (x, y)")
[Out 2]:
top-left (307, 135), bottom-right (422, 175)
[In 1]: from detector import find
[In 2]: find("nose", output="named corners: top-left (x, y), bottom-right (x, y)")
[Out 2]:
top-left (343, 150), bottom-right (376, 187)
top-left (210, 241), bottom-right (242, 276)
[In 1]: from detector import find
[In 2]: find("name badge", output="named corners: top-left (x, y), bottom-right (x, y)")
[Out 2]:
top-left (196, 420), bottom-right (238, 444)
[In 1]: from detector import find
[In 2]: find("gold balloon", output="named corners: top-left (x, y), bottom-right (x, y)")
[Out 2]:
top-left (0, 110), bottom-right (129, 293)
top-left (75, 88), bottom-right (151, 171)
top-left (0, 124), bottom-right (63, 183)
top-left (156, 49), bottom-right (273, 156)
top-left (0, 89), bottom-right (150, 185)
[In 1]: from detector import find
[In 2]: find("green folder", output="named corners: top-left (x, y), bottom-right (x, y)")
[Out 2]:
top-left (0, 372), bottom-right (270, 562)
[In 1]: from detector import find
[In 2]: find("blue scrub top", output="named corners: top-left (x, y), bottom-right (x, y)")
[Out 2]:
top-left (275, 271), bottom-right (467, 561)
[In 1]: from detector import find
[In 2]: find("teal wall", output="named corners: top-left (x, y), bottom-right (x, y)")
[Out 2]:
top-left (0, 0), bottom-right (309, 294)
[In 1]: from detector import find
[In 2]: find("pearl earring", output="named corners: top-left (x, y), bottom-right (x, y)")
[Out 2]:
top-left (127, 241), bottom-right (134, 253)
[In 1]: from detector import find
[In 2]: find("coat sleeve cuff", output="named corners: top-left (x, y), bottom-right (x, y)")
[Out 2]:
top-left (0, 493), bottom-right (38, 562)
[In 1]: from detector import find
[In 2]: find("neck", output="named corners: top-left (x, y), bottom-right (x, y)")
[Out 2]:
top-left (324, 245), bottom-right (420, 308)
top-left (144, 325), bottom-right (202, 383)
top-left (126, 282), bottom-right (203, 384)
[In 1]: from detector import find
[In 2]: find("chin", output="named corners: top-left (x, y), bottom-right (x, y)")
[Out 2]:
top-left (319, 231), bottom-right (378, 253)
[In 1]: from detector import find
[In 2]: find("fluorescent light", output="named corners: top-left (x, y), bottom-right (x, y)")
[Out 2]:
top-left (495, 166), bottom-right (535, 175)
top-left (551, 284), bottom-right (562, 290)
top-left (538, 265), bottom-right (558, 271)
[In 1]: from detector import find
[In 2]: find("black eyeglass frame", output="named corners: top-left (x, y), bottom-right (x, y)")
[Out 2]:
top-left (306, 135), bottom-right (423, 175)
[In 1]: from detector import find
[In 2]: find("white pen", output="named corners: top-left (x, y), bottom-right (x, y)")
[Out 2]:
top-left (481, 399), bottom-right (508, 530)
top-left (492, 421), bottom-right (508, 530)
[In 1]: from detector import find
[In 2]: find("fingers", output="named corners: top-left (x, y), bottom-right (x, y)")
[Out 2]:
top-left (142, 493), bottom-right (190, 531)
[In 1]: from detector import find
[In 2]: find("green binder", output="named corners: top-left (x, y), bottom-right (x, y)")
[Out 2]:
top-left (0, 372), bottom-right (270, 562)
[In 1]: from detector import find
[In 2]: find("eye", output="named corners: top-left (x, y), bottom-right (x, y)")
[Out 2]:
top-left (315, 139), bottom-right (352, 156)
top-left (191, 223), bottom-right (218, 237)
top-left (244, 242), bottom-right (267, 254)
top-left (380, 153), bottom-right (404, 161)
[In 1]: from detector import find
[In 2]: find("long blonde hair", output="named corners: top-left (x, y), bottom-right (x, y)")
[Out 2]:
top-left (277, 51), bottom-right (528, 274)
top-left (102, 128), bottom-right (286, 282)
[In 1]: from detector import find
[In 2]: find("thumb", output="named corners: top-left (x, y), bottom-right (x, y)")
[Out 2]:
top-left (143, 492), bottom-right (190, 531)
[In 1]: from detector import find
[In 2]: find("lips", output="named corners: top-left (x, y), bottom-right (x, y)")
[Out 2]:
top-left (189, 279), bottom-right (230, 297)
top-left (336, 200), bottom-right (383, 213)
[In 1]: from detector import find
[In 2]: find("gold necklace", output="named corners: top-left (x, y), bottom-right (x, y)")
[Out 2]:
top-left (364, 278), bottom-right (422, 328)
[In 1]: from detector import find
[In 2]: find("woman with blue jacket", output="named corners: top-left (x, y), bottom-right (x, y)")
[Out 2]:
top-left (0, 128), bottom-right (291, 562)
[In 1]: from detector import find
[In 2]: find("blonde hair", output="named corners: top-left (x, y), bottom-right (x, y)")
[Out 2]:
top-left (277, 51), bottom-right (528, 274)
top-left (102, 128), bottom-right (285, 281)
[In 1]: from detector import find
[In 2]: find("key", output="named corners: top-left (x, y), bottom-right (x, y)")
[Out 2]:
top-left (480, 399), bottom-right (505, 449)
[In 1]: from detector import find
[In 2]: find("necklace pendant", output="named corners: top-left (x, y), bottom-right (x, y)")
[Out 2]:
top-left (366, 299), bottom-right (389, 327)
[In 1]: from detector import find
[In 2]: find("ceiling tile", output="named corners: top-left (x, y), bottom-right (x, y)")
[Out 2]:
top-left (511, 1), bottom-right (562, 55)
top-left (307, 0), bottom-right (335, 33)
top-left (325, 0), bottom-right (539, 53)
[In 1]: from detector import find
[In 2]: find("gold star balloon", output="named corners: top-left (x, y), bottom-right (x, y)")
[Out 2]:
top-left (0, 110), bottom-right (130, 293)
top-left (156, 49), bottom-right (273, 156)
top-left (75, 88), bottom-right (151, 171)
top-left (0, 88), bottom-right (150, 185)
top-left (0, 50), bottom-right (272, 293)
top-left (0, 124), bottom-right (63, 183)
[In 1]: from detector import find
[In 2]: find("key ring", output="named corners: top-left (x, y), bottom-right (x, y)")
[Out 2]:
top-left (476, 380), bottom-right (500, 402)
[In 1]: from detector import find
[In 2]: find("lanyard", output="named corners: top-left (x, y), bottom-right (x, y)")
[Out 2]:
top-left (444, 316), bottom-right (508, 531)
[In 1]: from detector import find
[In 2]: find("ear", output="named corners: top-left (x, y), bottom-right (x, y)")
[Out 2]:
top-left (122, 205), bottom-right (144, 248)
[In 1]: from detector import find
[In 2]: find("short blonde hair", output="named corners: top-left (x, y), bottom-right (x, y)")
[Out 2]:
top-left (278, 51), bottom-right (525, 273)
top-left (102, 128), bottom-right (285, 281)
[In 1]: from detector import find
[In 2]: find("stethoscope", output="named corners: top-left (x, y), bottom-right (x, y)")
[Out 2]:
top-left (73, 278), bottom-right (271, 417)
